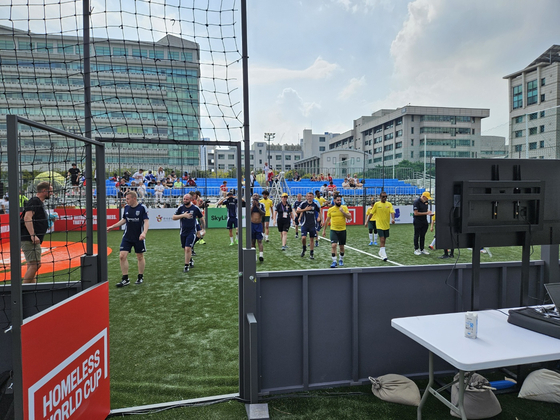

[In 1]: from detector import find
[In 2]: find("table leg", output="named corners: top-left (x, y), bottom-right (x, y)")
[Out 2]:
top-left (417, 351), bottom-right (434, 420)
top-left (457, 370), bottom-right (467, 420)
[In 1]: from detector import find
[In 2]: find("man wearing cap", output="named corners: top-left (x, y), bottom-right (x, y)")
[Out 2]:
top-left (275, 193), bottom-right (294, 250)
top-left (251, 193), bottom-right (266, 261)
top-left (413, 191), bottom-right (434, 256)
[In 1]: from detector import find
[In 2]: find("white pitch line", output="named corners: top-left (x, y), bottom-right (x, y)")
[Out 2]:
top-left (316, 234), bottom-right (404, 266)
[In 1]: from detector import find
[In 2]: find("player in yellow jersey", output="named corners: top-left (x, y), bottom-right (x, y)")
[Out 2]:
top-left (259, 190), bottom-right (275, 242)
top-left (322, 193), bottom-right (352, 268)
top-left (371, 192), bottom-right (395, 261)
top-left (364, 197), bottom-right (378, 245)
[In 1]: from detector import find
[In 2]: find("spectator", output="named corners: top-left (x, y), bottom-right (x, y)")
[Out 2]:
top-left (342, 177), bottom-right (350, 189)
top-left (173, 179), bottom-right (184, 189)
top-left (156, 166), bottom-right (166, 182)
top-left (145, 170), bottom-right (156, 187)
top-left (293, 171), bottom-right (301, 182)
top-left (320, 183), bottom-right (328, 196)
top-left (132, 169), bottom-right (145, 185)
top-left (0, 194), bottom-right (9, 214)
top-left (187, 177), bottom-right (197, 187)
top-left (122, 170), bottom-right (131, 182)
top-left (267, 168), bottom-right (274, 187)
top-left (67, 163), bottom-right (81, 195)
top-left (154, 180), bottom-right (165, 204)
top-left (182, 171), bottom-right (189, 181)
top-left (110, 173), bottom-right (118, 182)
top-left (319, 173), bottom-right (325, 181)
top-left (327, 181), bottom-right (337, 196)
top-left (220, 180), bottom-right (228, 198)
top-left (165, 176), bottom-right (174, 188)
top-left (310, 173), bottom-right (317, 182)
top-left (327, 173), bottom-right (333, 182)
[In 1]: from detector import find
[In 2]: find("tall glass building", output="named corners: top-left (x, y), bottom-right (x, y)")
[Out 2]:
top-left (0, 24), bottom-right (200, 170)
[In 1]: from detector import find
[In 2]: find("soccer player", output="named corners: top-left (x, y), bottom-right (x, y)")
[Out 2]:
top-left (413, 191), bottom-right (433, 255)
top-left (292, 193), bottom-right (303, 238)
top-left (296, 192), bottom-right (322, 260)
top-left (217, 191), bottom-right (242, 245)
top-left (322, 193), bottom-right (352, 268)
top-left (251, 193), bottom-right (266, 262)
top-left (364, 197), bottom-right (378, 245)
top-left (371, 192), bottom-right (395, 261)
top-left (172, 193), bottom-right (205, 273)
top-left (259, 190), bottom-right (275, 242)
top-left (20, 182), bottom-right (53, 283)
top-left (108, 191), bottom-right (149, 287)
top-left (275, 193), bottom-right (293, 250)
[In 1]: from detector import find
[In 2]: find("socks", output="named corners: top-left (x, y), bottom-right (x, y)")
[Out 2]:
top-left (374, 233), bottom-right (378, 242)
top-left (332, 253), bottom-right (337, 263)
top-left (369, 233), bottom-right (373, 241)
top-left (430, 238), bottom-right (436, 247)
top-left (137, 274), bottom-right (143, 280)
top-left (122, 275), bottom-right (129, 281)
top-left (230, 237), bottom-right (234, 243)
top-left (259, 252), bottom-right (263, 258)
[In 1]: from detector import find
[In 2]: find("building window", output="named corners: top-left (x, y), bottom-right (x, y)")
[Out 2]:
top-left (513, 85), bottom-right (523, 109)
top-left (540, 141), bottom-right (545, 148)
top-left (411, 115), bottom-right (414, 122)
top-left (540, 111), bottom-right (545, 118)
top-left (276, 165), bottom-right (282, 170)
top-left (275, 155), bottom-right (282, 161)
top-left (113, 47), bottom-right (127, 56)
top-left (529, 142), bottom-right (537, 150)
top-left (285, 165), bottom-right (291, 170)
top-left (228, 154), bottom-right (235, 160)
top-left (529, 127), bottom-right (537, 135)
top-left (396, 130), bottom-right (403, 137)
top-left (411, 127), bottom-right (414, 134)
top-left (258, 150), bottom-right (262, 155)
top-left (95, 46), bottom-right (111, 56)
top-left (294, 156), bottom-right (300, 161)
top-left (217, 154), bottom-right (225, 159)
top-left (514, 130), bottom-right (523, 138)
top-left (150, 50), bottom-right (165, 59)
top-left (514, 116), bottom-right (524, 123)
top-left (395, 141), bottom-right (402, 149)
top-left (541, 94), bottom-right (545, 102)
top-left (319, 146), bottom-right (325, 151)
top-left (411, 139), bottom-right (414, 146)
top-left (285, 155), bottom-right (291, 161)
top-left (527, 80), bottom-right (538, 105)
top-left (132, 49), bottom-right (148, 58)
top-left (319, 137), bottom-right (326, 142)
top-left (410, 151), bottom-right (414, 158)
top-left (250, 155), bottom-right (254, 160)
top-left (540, 125), bottom-right (545, 133)
top-left (259, 159), bottom-right (262, 165)
top-left (529, 112), bottom-right (538, 120)
top-left (218, 164), bottom-right (225, 170)
top-left (514, 145), bottom-right (522, 152)
top-left (541, 78), bottom-right (546, 86)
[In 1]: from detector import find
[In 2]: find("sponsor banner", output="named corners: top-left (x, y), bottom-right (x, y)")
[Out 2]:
top-left (149, 208), bottom-right (179, 229)
top-left (53, 209), bottom-right (119, 232)
top-left (22, 282), bottom-right (110, 420)
top-left (0, 214), bottom-right (8, 240)
top-left (206, 207), bottom-right (247, 229)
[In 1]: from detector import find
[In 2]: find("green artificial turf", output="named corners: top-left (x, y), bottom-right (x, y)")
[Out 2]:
top-left (107, 224), bottom-right (558, 419)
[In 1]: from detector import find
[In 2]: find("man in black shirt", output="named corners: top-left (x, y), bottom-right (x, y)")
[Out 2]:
top-left (413, 191), bottom-right (433, 255)
top-left (67, 163), bottom-right (81, 195)
top-left (21, 182), bottom-right (53, 283)
top-left (275, 193), bottom-right (294, 250)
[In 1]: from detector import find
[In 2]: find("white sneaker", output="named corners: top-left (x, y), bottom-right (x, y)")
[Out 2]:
top-left (379, 249), bottom-right (387, 261)
top-left (414, 249), bottom-right (421, 256)
top-left (421, 249), bottom-right (430, 255)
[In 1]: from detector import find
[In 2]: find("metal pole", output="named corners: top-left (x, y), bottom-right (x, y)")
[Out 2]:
top-left (7, 115), bottom-right (24, 420)
top-left (525, 114), bottom-right (529, 159)
top-left (423, 134), bottom-right (426, 190)
top-left (83, 0), bottom-right (93, 255)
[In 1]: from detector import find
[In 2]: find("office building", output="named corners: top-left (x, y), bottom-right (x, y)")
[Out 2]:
top-left (503, 45), bottom-right (560, 159)
top-left (0, 24), bottom-right (200, 170)
top-left (297, 106), bottom-right (505, 176)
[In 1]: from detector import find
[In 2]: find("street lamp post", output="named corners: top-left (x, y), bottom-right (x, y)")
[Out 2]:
top-left (264, 132), bottom-right (275, 170)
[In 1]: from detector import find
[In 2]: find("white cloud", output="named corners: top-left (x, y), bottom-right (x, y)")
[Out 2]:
top-left (249, 57), bottom-right (340, 85)
top-left (338, 76), bottom-right (366, 100)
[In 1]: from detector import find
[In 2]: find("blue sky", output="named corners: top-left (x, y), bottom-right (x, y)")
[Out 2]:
top-left (242, 0), bottom-right (560, 145)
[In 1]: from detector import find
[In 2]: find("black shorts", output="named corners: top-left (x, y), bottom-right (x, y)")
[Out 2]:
top-left (330, 230), bottom-right (347, 245)
top-left (277, 219), bottom-right (290, 232)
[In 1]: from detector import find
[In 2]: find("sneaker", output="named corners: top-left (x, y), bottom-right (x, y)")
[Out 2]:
top-left (281, 246), bottom-right (287, 251)
top-left (189, 260), bottom-right (194, 267)
top-left (259, 256), bottom-right (264, 262)
top-left (265, 237), bottom-right (269, 242)
top-left (339, 260), bottom-right (344, 267)
top-left (379, 250), bottom-right (388, 261)
top-left (330, 261), bottom-right (337, 268)
top-left (199, 239), bottom-right (206, 245)
top-left (315, 240), bottom-right (319, 247)
top-left (429, 245), bottom-right (435, 250)
top-left (439, 255), bottom-right (450, 259)
top-left (301, 250), bottom-right (306, 257)
top-left (135, 278), bottom-right (143, 285)
top-left (183, 266), bottom-right (189, 273)
top-left (369, 241), bottom-right (374, 246)
top-left (229, 242), bottom-right (235, 246)
top-left (234, 239), bottom-right (238, 244)
top-left (421, 250), bottom-right (430, 255)
top-left (414, 249), bottom-right (421, 256)
top-left (295, 233), bottom-right (299, 239)
top-left (116, 279), bottom-right (130, 288)
top-left (481, 249), bottom-right (487, 254)
top-left (310, 254), bottom-right (314, 260)
top-left (373, 241), bottom-right (378, 245)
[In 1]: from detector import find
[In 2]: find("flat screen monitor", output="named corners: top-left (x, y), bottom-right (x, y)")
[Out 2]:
top-left (435, 159), bottom-right (560, 249)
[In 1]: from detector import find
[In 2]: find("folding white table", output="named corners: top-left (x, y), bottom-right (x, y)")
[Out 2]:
top-left (392, 309), bottom-right (560, 420)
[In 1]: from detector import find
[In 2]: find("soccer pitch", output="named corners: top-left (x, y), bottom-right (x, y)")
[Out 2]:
top-left (107, 224), bottom-right (552, 419)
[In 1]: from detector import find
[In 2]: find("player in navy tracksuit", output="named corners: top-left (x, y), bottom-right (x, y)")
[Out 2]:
top-left (173, 193), bottom-right (205, 273)
top-left (108, 191), bottom-right (149, 287)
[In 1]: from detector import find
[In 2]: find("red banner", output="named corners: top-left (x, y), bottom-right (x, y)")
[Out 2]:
top-left (321, 206), bottom-right (364, 226)
top-left (53, 208), bottom-right (119, 232)
top-left (22, 282), bottom-right (110, 420)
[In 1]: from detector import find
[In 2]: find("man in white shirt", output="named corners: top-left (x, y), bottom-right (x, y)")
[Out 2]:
top-left (154, 181), bottom-right (165, 204)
